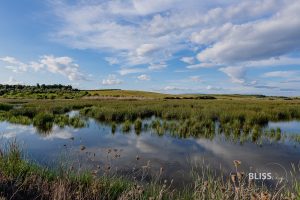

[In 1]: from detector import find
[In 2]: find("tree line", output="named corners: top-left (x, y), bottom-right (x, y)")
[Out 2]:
top-left (0, 84), bottom-right (79, 96)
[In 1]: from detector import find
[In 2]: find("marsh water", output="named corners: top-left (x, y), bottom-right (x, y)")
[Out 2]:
top-left (1, 114), bottom-right (300, 187)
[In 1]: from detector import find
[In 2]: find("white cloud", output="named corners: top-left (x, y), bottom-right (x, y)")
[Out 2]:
top-left (137, 74), bottom-right (150, 81)
top-left (102, 74), bottom-right (122, 85)
top-left (246, 56), bottom-right (300, 67)
top-left (263, 70), bottom-right (300, 78)
top-left (29, 61), bottom-right (44, 71)
top-left (0, 56), bottom-right (28, 73)
top-left (105, 57), bottom-right (119, 65)
top-left (206, 85), bottom-right (222, 90)
top-left (1, 55), bottom-right (87, 81)
top-left (219, 66), bottom-right (246, 84)
top-left (118, 67), bottom-right (146, 76)
top-left (44, 0), bottom-right (300, 94)
top-left (49, 0), bottom-right (300, 74)
top-left (197, 1), bottom-right (300, 64)
top-left (148, 62), bottom-right (167, 70)
top-left (5, 77), bottom-right (22, 85)
top-left (186, 62), bottom-right (218, 69)
top-left (132, 0), bottom-right (181, 15)
top-left (191, 23), bottom-right (233, 45)
top-left (39, 55), bottom-right (87, 81)
top-left (189, 76), bottom-right (202, 82)
top-left (180, 57), bottom-right (195, 64)
top-left (162, 86), bottom-right (189, 91)
top-left (136, 44), bottom-right (158, 56)
top-left (52, 0), bottom-right (288, 68)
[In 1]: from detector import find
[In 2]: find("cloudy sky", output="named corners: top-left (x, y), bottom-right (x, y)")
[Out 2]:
top-left (0, 0), bottom-right (300, 95)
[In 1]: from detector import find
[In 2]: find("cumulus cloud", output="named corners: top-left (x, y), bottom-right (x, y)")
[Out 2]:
top-left (180, 57), bottom-right (195, 64)
top-left (46, 0), bottom-right (300, 94)
top-left (52, 0), bottom-right (291, 69)
top-left (0, 56), bottom-right (28, 73)
top-left (0, 55), bottom-right (87, 81)
top-left (102, 74), bottom-right (122, 85)
top-left (137, 74), bottom-right (150, 81)
top-left (197, 1), bottom-right (300, 64)
top-left (39, 55), bottom-right (87, 81)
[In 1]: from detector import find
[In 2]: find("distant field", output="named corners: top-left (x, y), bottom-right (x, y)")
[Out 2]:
top-left (1, 84), bottom-right (298, 100)
top-left (85, 89), bottom-right (297, 100)
top-left (86, 89), bottom-right (170, 99)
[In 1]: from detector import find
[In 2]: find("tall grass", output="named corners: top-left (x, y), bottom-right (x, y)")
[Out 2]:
top-left (0, 98), bottom-right (300, 141)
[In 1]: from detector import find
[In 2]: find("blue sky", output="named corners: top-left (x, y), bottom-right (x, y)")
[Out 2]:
top-left (0, 0), bottom-right (300, 96)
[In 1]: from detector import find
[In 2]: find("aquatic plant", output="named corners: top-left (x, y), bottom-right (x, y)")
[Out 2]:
top-left (122, 120), bottom-right (131, 132)
top-left (33, 112), bottom-right (55, 133)
top-left (134, 118), bottom-right (142, 135)
top-left (69, 116), bottom-right (85, 128)
top-left (111, 122), bottom-right (117, 134)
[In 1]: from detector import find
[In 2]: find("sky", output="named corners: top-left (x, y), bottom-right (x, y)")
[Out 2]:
top-left (0, 0), bottom-right (300, 96)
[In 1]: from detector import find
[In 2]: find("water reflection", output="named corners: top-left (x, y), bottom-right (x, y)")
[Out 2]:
top-left (0, 119), bottom-right (299, 187)
top-left (267, 120), bottom-right (300, 134)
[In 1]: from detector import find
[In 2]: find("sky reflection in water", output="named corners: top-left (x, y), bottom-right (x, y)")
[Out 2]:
top-left (0, 119), bottom-right (300, 186)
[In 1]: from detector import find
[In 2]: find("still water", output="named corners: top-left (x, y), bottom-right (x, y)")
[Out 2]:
top-left (1, 117), bottom-right (300, 186)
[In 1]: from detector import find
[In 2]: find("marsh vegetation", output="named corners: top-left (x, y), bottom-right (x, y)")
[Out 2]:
top-left (1, 96), bottom-right (300, 142)
top-left (0, 88), bottom-right (300, 199)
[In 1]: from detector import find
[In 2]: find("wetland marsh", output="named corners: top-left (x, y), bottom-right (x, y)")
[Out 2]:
top-left (1, 91), bottom-right (300, 199)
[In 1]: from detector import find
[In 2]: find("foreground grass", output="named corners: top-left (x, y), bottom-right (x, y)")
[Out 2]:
top-left (0, 142), bottom-right (299, 200)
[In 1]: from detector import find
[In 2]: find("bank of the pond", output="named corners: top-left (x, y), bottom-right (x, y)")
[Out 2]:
top-left (0, 142), bottom-right (299, 200)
